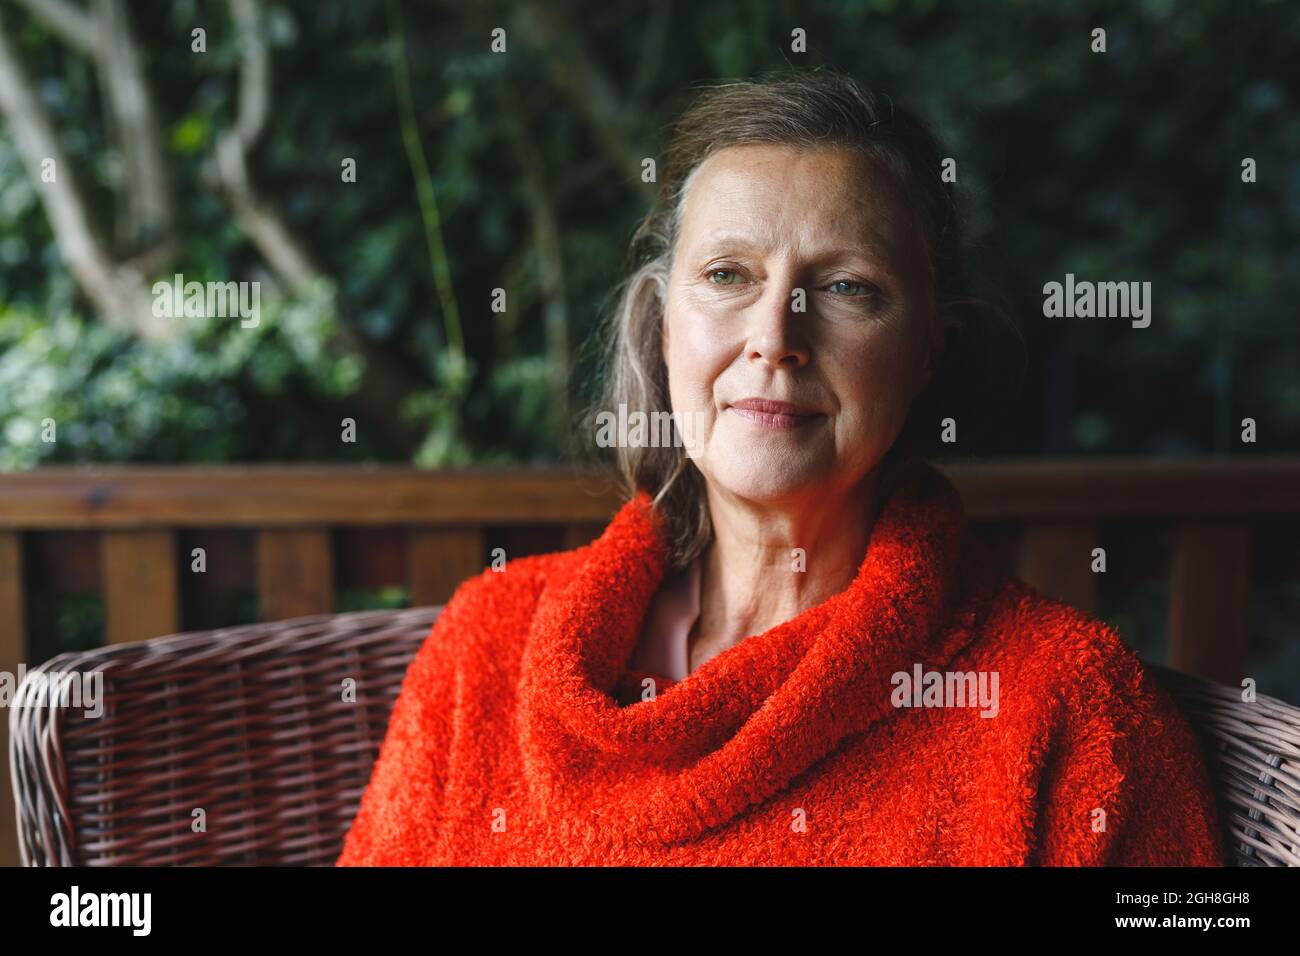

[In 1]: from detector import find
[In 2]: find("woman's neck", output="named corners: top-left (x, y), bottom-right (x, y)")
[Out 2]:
top-left (688, 471), bottom-right (883, 672)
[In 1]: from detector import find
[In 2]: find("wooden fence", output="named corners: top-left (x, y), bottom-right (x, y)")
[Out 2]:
top-left (2, 456), bottom-right (1298, 866)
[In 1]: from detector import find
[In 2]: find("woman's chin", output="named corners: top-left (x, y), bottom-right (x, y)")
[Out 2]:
top-left (707, 462), bottom-right (834, 505)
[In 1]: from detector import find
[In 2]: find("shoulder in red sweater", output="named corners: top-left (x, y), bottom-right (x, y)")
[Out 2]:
top-left (336, 461), bottom-right (1226, 866)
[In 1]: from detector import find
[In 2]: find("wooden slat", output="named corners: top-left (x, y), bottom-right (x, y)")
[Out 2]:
top-left (256, 529), bottom-right (334, 621)
top-left (951, 458), bottom-right (1300, 519)
top-left (408, 528), bottom-right (485, 606)
top-left (101, 530), bottom-right (180, 644)
top-left (0, 531), bottom-right (23, 658)
top-left (1017, 522), bottom-right (1100, 614)
top-left (1, 458), bottom-right (1297, 529)
top-left (1168, 521), bottom-right (1251, 684)
top-left (0, 466), bottom-right (625, 528)
top-left (0, 532), bottom-right (24, 867)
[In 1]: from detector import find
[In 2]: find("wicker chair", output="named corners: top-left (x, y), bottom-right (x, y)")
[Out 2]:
top-left (9, 607), bottom-right (1300, 866)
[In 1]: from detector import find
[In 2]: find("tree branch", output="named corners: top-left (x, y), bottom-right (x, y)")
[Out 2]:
top-left (204, 0), bottom-right (425, 452)
top-left (206, 0), bottom-right (319, 294)
top-left (629, 0), bottom-right (672, 112)
top-left (89, 0), bottom-right (176, 247)
top-left (12, 0), bottom-right (95, 56)
top-left (0, 15), bottom-right (164, 337)
top-left (229, 0), bottom-right (268, 146)
top-left (511, 1), bottom-right (654, 200)
top-left (16, 0), bottom-right (176, 255)
top-left (385, 0), bottom-right (464, 362)
top-left (494, 75), bottom-right (572, 452)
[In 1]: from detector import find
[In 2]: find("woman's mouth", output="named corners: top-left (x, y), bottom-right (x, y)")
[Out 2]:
top-left (727, 398), bottom-right (822, 430)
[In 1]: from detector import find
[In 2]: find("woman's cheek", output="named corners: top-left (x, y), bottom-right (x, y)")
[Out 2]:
top-left (829, 344), bottom-right (913, 460)
top-left (671, 313), bottom-right (731, 397)
top-left (665, 321), bottom-right (723, 455)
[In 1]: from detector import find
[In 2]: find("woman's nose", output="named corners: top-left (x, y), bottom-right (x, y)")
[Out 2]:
top-left (744, 281), bottom-right (810, 369)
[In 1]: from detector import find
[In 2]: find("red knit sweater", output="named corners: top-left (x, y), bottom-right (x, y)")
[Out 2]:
top-left (336, 461), bottom-right (1226, 866)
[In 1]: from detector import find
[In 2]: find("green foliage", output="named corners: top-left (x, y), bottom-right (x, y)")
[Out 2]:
top-left (335, 585), bottom-right (410, 612)
top-left (0, 0), bottom-right (1296, 466)
top-left (0, 280), bottom-right (360, 466)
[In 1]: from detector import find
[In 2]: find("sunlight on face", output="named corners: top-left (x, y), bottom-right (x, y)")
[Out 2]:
top-left (662, 143), bottom-right (938, 506)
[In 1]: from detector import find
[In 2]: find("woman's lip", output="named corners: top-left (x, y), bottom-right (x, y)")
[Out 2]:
top-left (729, 398), bottom-right (818, 416)
top-left (727, 405), bottom-right (822, 430)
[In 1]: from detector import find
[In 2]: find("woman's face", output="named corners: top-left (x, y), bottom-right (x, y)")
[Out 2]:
top-left (662, 143), bottom-right (941, 506)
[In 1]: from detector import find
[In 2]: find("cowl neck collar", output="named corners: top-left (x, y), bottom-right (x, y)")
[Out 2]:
top-left (517, 459), bottom-right (998, 846)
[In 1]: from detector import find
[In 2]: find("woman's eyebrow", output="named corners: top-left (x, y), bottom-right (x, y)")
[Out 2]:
top-left (694, 232), bottom-right (888, 259)
top-left (696, 235), bottom-right (901, 277)
top-left (695, 222), bottom-right (900, 253)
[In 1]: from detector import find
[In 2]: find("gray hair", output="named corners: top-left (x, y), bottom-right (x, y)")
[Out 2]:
top-left (582, 69), bottom-right (977, 572)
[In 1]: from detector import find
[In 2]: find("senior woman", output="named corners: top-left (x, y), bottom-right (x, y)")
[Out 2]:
top-left (337, 71), bottom-right (1225, 867)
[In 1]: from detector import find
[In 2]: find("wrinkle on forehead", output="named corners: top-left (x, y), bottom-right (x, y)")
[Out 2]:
top-left (676, 144), bottom-right (927, 278)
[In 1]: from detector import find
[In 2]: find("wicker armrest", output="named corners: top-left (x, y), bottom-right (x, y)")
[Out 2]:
top-left (9, 606), bottom-right (440, 866)
top-left (1143, 661), bottom-right (1300, 867)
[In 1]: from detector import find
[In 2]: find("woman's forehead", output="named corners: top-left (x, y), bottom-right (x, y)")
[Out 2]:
top-left (678, 143), bottom-right (922, 261)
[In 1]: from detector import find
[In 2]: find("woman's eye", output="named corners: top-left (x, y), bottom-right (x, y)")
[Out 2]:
top-left (827, 279), bottom-right (874, 297)
top-left (707, 268), bottom-right (743, 286)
